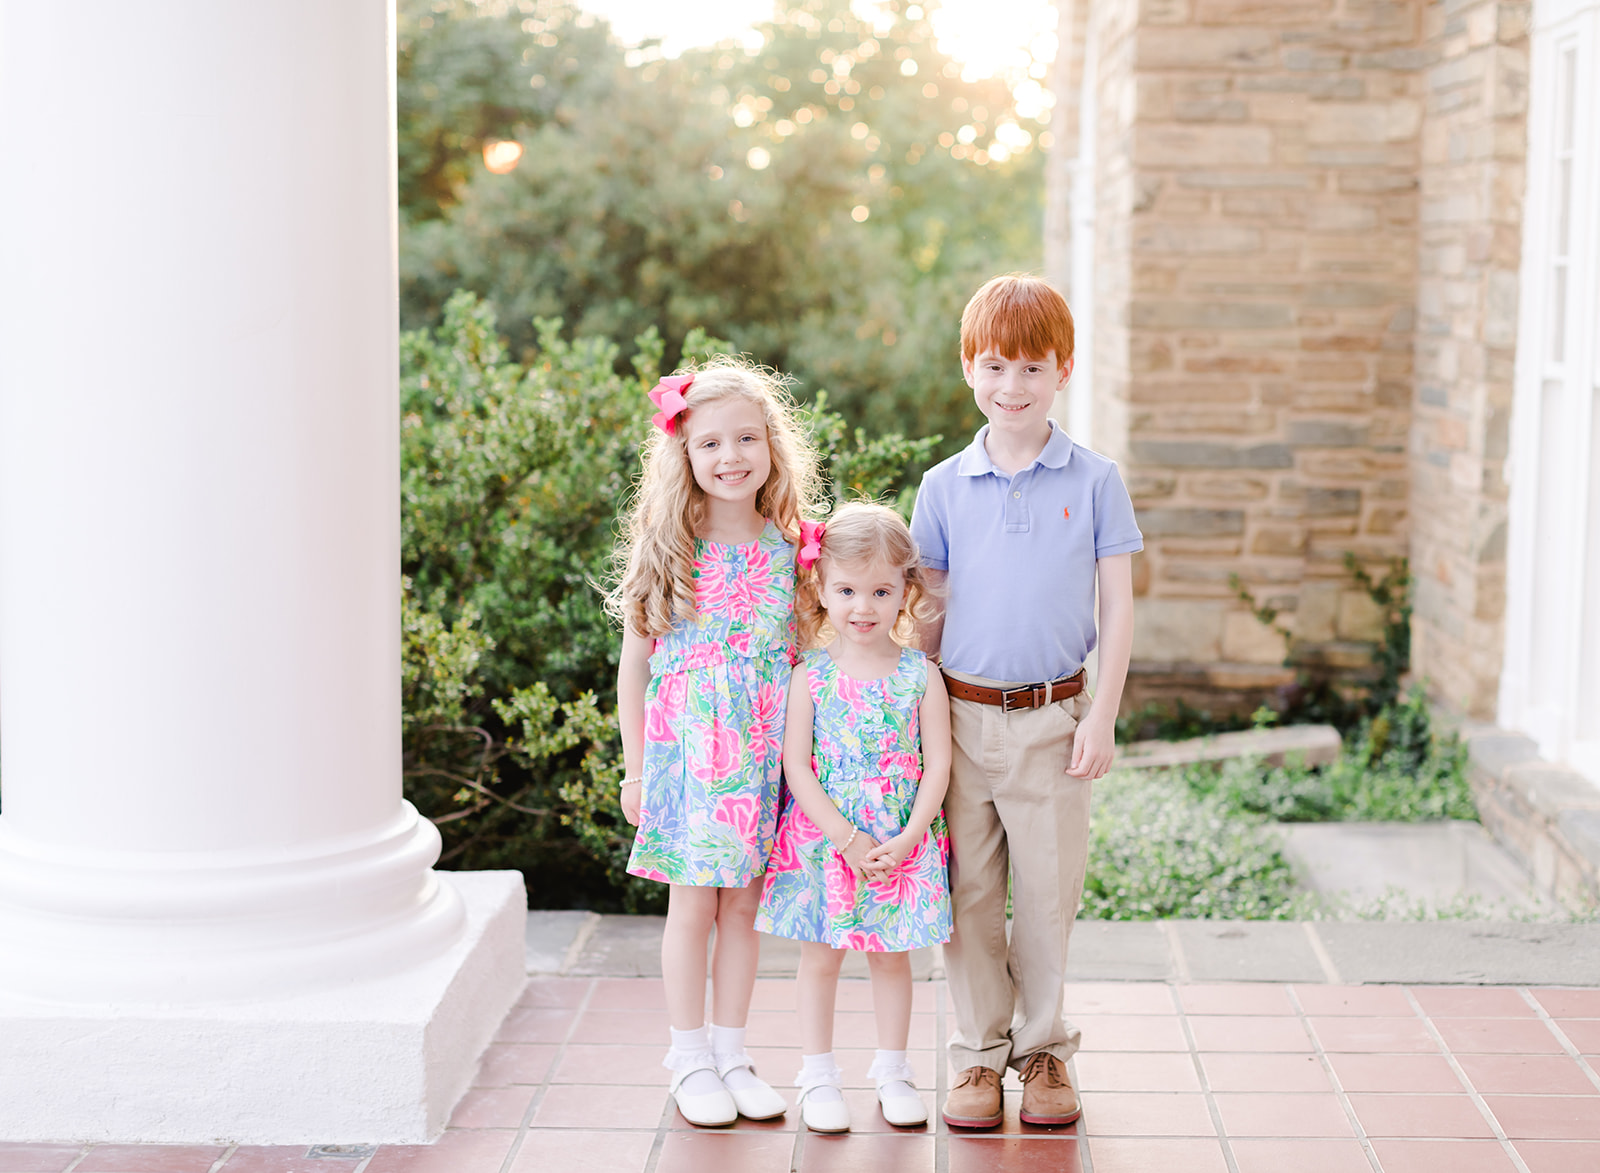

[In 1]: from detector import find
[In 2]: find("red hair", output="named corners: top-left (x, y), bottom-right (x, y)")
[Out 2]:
top-left (960, 274), bottom-right (1075, 365)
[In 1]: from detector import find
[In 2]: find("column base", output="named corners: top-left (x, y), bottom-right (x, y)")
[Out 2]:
top-left (0, 871), bottom-right (526, 1144)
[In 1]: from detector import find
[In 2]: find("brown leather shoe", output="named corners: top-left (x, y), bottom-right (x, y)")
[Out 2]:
top-left (941, 1065), bottom-right (1003, 1129)
top-left (1019, 1052), bottom-right (1081, 1125)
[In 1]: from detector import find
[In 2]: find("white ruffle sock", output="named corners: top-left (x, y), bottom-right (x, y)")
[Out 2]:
top-left (795, 1051), bottom-right (850, 1132)
top-left (664, 1026), bottom-right (736, 1127)
top-left (868, 1048), bottom-right (928, 1126)
top-left (709, 1022), bottom-right (787, 1120)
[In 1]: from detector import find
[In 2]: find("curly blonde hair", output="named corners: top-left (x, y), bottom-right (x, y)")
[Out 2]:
top-left (610, 358), bottom-right (820, 638)
top-left (795, 501), bottom-right (941, 649)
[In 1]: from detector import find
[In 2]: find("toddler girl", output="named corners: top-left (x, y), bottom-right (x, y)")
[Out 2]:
top-left (611, 359), bottom-right (819, 1127)
top-left (755, 502), bottom-right (953, 1132)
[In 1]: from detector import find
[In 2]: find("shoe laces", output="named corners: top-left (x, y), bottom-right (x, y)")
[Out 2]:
top-left (954, 1066), bottom-right (1001, 1091)
top-left (1021, 1052), bottom-right (1068, 1088)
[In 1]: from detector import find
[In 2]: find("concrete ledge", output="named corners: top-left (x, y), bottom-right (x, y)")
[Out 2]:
top-left (0, 870), bottom-right (527, 1144)
top-left (1465, 725), bottom-right (1600, 909)
top-left (527, 915), bottom-right (1600, 986)
top-left (1121, 724), bottom-right (1342, 770)
top-left (1313, 922), bottom-right (1600, 985)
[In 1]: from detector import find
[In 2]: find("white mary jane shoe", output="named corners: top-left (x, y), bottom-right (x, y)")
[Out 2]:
top-left (716, 1057), bottom-right (788, 1121)
top-left (798, 1085), bottom-right (851, 1133)
top-left (669, 1066), bottom-right (738, 1128)
top-left (877, 1081), bottom-right (929, 1127)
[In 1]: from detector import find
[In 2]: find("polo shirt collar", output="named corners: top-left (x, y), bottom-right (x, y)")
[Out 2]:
top-left (956, 419), bottom-right (1076, 476)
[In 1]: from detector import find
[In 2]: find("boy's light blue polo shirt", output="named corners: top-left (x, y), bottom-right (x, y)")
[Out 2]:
top-left (910, 420), bottom-right (1143, 683)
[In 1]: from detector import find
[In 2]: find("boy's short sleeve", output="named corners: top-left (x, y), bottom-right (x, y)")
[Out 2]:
top-left (1091, 464), bottom-right (1144, 559)
top-left (909, 480), bottom-right (949, 571)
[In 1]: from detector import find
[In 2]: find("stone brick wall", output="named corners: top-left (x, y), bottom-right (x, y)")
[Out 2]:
top-left (1082, 0), bottom-right (1441, 712)
top-left (1407, 1), bottom-right (1529, 720)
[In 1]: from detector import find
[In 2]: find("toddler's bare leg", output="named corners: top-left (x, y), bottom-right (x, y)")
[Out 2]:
top-left (798, 941), bottom-right (846, 1054)
top-left (865, 950), bottom-right (913, 1051)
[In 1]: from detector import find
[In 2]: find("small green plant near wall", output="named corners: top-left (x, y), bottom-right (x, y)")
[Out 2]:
top-left (1181, 688), bottom-right (1476, 824)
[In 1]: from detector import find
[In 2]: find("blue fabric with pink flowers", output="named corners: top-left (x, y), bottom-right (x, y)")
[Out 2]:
top-left (756, 646), bottom-right (952, 951)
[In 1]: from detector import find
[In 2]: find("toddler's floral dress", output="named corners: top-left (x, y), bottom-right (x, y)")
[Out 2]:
top-left (756, 646), bottom-right (952, 950)
top-left (627, 522), bottom-right (796, 888)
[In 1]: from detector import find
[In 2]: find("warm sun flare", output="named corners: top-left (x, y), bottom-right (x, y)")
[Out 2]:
top-left (579, 0), bottom-right (1059, 82)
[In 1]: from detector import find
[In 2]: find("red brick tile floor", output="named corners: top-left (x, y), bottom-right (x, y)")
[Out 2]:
top-left (5, 978), bottom-right (1598, 1173)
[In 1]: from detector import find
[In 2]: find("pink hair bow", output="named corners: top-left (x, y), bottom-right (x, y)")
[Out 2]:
top-left (797, 520), bottom-right (826, 570)
top-left (647, 374), bottom-right (694, 434)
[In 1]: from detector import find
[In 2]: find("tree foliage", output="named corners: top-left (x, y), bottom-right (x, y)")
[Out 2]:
top-left (397, 0), bottom-right (1049, 445)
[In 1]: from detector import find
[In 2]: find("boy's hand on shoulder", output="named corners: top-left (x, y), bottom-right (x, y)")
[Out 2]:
top-left (1066, 708), bottom-right (1117, 781)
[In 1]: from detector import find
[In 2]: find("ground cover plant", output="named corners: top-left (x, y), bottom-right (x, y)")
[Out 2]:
top-left (1081, 770), bottom-right (1302, 921)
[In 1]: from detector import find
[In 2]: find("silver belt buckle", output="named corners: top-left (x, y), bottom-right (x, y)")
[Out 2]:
top-left (1001, 683), bottom-right (1047, 712)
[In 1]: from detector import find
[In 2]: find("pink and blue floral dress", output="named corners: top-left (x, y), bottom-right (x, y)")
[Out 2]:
top-left (626, 522), bottom-right (797, 888)
top-left (756, 646), bottom-right (952, 951)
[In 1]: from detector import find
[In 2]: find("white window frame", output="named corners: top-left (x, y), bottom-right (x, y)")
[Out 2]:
top-left (1502, 0), bottom-right (1600, 782)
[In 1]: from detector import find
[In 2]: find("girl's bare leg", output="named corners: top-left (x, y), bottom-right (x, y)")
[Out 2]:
top-left (797, 941), bottom-right (846, 1055)
top-left (709, 880), bottom-right (763, 1026)
top-left (865, 950), bottom-right (926, 1125)
top-left (662, 884), bottom-right (719, 1029)
top-left (865, 950), bottom-right (913, 1051)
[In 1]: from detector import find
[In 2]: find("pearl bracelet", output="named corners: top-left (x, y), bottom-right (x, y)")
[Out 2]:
top-left (837, 827), bottom-right (858, 853)
top-left (620, 776), bottom-right (642, 789)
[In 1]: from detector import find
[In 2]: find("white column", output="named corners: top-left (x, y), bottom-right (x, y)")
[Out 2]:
top-left (0, 0), bottom-right (524, 1143)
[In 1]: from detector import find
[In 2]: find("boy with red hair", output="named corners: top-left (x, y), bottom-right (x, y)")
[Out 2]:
top-left (911, 274), bottom-right (1141, 1128)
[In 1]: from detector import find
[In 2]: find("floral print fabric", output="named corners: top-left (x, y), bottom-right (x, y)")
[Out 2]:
top-left (756, 646), bottom-right (952, 951)
top-left (627, 522), bottom-right (797, 888)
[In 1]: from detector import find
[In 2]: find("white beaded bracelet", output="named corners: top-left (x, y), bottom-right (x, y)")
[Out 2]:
top-left (838, 827), bottom-right (858, 853)
top-left (620, 776), bottom-right (642, 790)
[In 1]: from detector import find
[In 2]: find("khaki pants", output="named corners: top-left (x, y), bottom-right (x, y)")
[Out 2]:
top-left (941, 669), bottom-right (1093, 1074)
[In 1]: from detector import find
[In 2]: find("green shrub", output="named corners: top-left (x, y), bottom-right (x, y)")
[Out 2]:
top-left (1184, 687), bottom-right (1475, 824)
top-left (399, 291), bottom-right (941, 909)
top-left (1081, 770), bottom-right (1302, 921)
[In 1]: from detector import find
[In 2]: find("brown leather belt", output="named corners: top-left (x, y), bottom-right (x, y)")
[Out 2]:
top-left (941, 667), bottom-right (1087, 712)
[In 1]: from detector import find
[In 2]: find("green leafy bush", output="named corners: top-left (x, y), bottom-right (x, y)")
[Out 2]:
top-left (400, 291), bottom-right (940, 909)
top-left (1082, 770), bottom-right (1301, 921)
top-left (1184, 687), bottom-right (1475, 824)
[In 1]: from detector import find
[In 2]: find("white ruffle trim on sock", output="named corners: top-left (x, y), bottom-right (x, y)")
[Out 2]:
top-left (663, 1046), bottom-right (719, 1076)
top-left (714, 1050), bottom-right (758, 1079)
top-left (794, 1061), bottom-right (844, 1093)
top-left (865, 1057), bottom-right (917, 1086)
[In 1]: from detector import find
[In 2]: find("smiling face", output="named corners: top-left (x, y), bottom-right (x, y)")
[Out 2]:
top-left (683, 395), bottom-right (772, 511)
top-left (962, 348), bottom-right (1072, 441)
top-left (820, 556), bottom-right (908, 650)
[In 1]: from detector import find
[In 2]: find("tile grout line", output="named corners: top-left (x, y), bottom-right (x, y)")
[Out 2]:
top-left (500, 976), bottom-right (601, 1173)
top-left (1516, 987), bottom-right (1600, 1095)
top-left (1071, 1039), bottom-right (1095, 1173)
top-left (206, 1143), bottom-right (239, 1173)
top-left (1401, 987), bottom-right (1533, 1173)
top-left (1171, 979), bottom-right (1241, 1173)
top-left (58, 1145), bottom-right (91, 1173)
top-left (1284, 983), bottom-right (1383, 1173)
top-left (643, 1092), bottom-right (678, 1173)
top-left (933, 977), bottom-right (948, 1173)
top-left (1302, 923), bottom-right (1342, 985)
